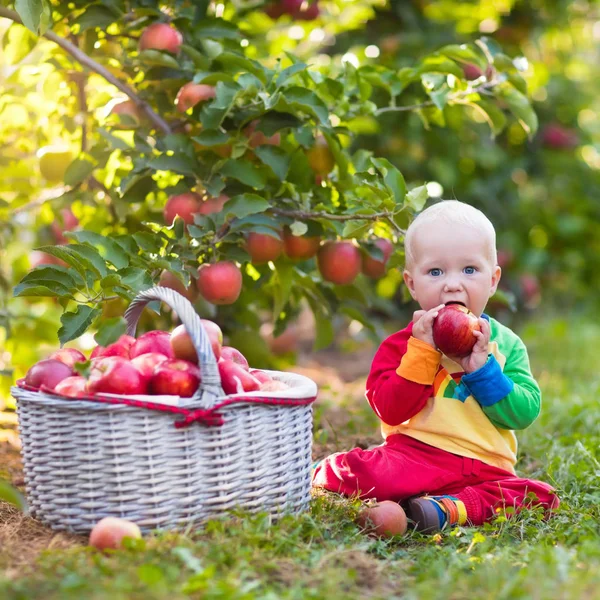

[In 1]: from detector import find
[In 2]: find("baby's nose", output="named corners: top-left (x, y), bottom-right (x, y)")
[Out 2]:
top-left (443, 277), bottom-right (463, 291)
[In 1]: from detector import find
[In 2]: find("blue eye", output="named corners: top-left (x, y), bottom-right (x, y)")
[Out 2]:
top-left (429, 268), bottom-right (442, 276)
top-left (464, 266), bottom-right (476, 275)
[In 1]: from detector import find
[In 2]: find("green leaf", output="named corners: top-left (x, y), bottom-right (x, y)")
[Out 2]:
top-left (148, 154), bottom-right (199, 177)
top-left (278, 87), bottom-right (329, 124)
top-left (272, 262), bottom-right (294, 317)
top-left (275, 62), bottom-right (308, 88)
top-left (0, 480), bottom-right (28, 513)
top-left (495, 82), bottom-right (538, 138)
top-left (222, 194), bottom-right (270, 219)
top-left (2, 23), bottom-right (37, 65)
top-left (138, 49), bottom-right (180, 69)
top-left (220, 159), bottom-right (268, 189)
top-left (67, 231), bottom-right (130, 269)
top-left (13, 281), bottom-right (75, 299)
top-left (216, 52), bottom-right (266, 84)
top-left (439, 44), bottom-right (485, 68)
top-left (468, 99), bottom-right (507, 137)
top-left (63, 157), bottom-right (95, 187)
top-left (32, 245), bottom-right (108, 280)
top-left (58, 305), bottom-right (101, 345)
top-left (307, 300), bottom-right (334, 351)
top-left (120, 172), bottom-right (154, 203)
top-left (371, 158), bottom-right (407, 205)
top-left (117, 267), bottom-right (154, 294)
top-left (417, 56), bottom-right (463, 78)
top-left (15, 0), bottom-right (45, 35)
top-left (192, 130), bottom-right (230, 146)
top-left (342, 220), bottom-right (371, 239)
top-left (253, 146), bottom-right (291, 181)
top-left (193, 18), bottom-right (241, 40)
top-left (17, 265), bottom-right (81, 290)
top-left (94, 317), bottom-right (128, 346)
top-left (73, 5), bottom-right (120, 32)
top-left (405, 185), bottom-right (429, 211)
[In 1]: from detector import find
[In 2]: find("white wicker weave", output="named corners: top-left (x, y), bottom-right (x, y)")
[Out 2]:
top-left (12, 286), bottom-right (317, 534)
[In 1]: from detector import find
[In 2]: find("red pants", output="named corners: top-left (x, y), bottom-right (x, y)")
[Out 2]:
top-left (312, 434), bottom-right (559, 525)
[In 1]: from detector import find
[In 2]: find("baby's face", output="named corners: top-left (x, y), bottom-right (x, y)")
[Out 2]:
top-left (403, 222), bottom-right (501, 317)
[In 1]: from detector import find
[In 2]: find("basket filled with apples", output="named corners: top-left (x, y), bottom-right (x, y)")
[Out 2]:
top-left (11, 286), bottom-right (317, 534)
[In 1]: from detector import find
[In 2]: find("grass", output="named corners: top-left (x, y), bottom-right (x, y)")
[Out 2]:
top-left (1, 316), bottom-right (600, 599)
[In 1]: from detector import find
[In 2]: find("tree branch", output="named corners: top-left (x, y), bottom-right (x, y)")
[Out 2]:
top-left (0, 6), bottom-right (172, 135)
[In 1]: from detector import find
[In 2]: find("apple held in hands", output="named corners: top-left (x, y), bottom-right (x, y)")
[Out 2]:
top-left (150, 359), bottom-right (201, 397)
top-left (87, 357), bottom-right (149, 396)
top-left (432, 304), bottom-right (481, 357)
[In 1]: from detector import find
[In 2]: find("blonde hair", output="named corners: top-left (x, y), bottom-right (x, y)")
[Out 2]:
top-left (404, 200), bottom-right (497, 268)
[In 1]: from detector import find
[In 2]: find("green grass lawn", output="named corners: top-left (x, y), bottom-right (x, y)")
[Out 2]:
top-left (2, 317), bottom-right (600, 600)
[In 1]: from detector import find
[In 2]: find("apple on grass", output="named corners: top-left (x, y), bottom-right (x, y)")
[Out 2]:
top-left (87, 357), bottom-right (149, 396)
top-left (89, 517), bottom-right (142, 551)
top-left (432, 304), bottom-right (481, 358)
top-left (49, 348), bottom-right (86, 369)
top-left (130, 352), bottom-right (169, 378)
top-left (53, 376), bottom-right (88, 398)
top-left (356, 501), bottom-right (408, 538)
top-left (129, 331), bottom-right (174, 360)
top-left (218, 361), bottom-right (260, 395)
top-left (170, 320), bottom-right (223, 363)
top-left (220, 346), bottom-right (249, 370)
top-left (25, 359), bottom-right (73, 391)
top-left (150, 359), bottom-right (201, 397)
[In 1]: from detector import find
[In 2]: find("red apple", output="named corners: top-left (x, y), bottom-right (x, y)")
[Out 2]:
top-left (250, 369), bottom-right (273, 384)
top-left (150, 359), bottom-right (201, 397)
top-left (170, 320), bottom-right (223, 363)
top-left (30, 251), bottom-right (66, 268)
top-left (87, 356), bottom-right (149, 396)
top-left (175, 83), bottom-right (216, 112)
top-left (53, 376), bottom-right (88, 398)
top-left (110, 100), bottom-right (142, 129)
top-left (356, 501), bottom-right (408, 538)
top-left (244, 120), bottom-right (281, 148)
top-left (89, 517), bottom-right (142, 551)
top-left (306, 135), bottom-right (335, 176)
top-left (218, 360), bottom-right (260, 395)
top-left (432, 304), bottom-right (481, 357)
top-left (49, 348), bottom-right (86, 369)
top-left (296, 2), bottom-right (320, 20)
top-left (281, 0), bottom-right (304, 14)
top-left (462, 63), bottom-right (483, 81)
top-left (25, 359), bottom-right (73, 391)
top-left (164, 192), bottom-right (203, 226)
top-left (541, 124), bottom-right (579, 150)
top-left (130, 352), bottom-right (169, 377)
top-left (220, 346), bottom-right (249, 370)
top-left (317, 241), bottom-right (362, 285)
top-left (129, 331), bottom-right (174, 360)
top-left (245, 231), bottom-right (283, 264)
top-left (196, 262), bottom-right (242, 305)
top-left (139, 23), bottom-right (183, 55)
top-left (198, 194), bottom-right (229, 215)
top-left (50, 208), bottom-right (79, 244)
top-left (159, 270), bottom-right (198, 303)
top-left (283, 228), bottom-right (321, 260)
top-left (361, 237), bottom-right (394, 279)
top-left (90, 335), bottom-right (136, 360)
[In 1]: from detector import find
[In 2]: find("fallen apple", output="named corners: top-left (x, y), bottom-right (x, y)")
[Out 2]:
top-left (130, 352), bottom-right (169, 378)
top-left (89, 517), bottom-right (142, 551)
top-left (49, 348), bottom-right (87, 369)
top-left (25, 359), bottom-right (74, 391)
top-left (218, 360), bottom-right (260, 395)
top-left (150, 359), bottom-right (201, 397)
top-left (432, 304), bottom-right (481, 357)
top-left (129, 331), bottom-right (174, 360)
top-left (87, 357), bottom-right (149, 396)
top-left (53, 376), bottom-right (88, 398)
top-left (356, 501), bottom-right (408, 538)
top-left (220, 346), bottom-right (249, 370)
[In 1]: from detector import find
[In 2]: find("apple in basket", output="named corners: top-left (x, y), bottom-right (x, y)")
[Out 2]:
top-left (130, 352), bottom-right (169, 378)
top-left (54, 375), bottom-right (88, 398)
top-left (218, 360), bottom-right (261, 394)
top-left (89, 517), bottom-right (142, 551)
top-left (220, 346), bottom-right (249, 370)
top-left (49, 348), bottom-right (86, 369)
top-left (25, 358), bottom-right (74, 391)
top-left (150, 359), bottom-right (201, 397)
top-left (129, 330), bottom-right (174, 359)
top-left (170, 319), bottom-right (223, 363)
top-left (249, 369), bottom-right (272, 384)
top-left (87, 356), bottom-right (149, 396)
top-left (90, 335), bottom-right (136, 359)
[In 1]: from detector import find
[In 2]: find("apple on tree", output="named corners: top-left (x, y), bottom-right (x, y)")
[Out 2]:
top-left (282, 227), bottom-right (321, 260)
top-left (50, 208), bottom-right (79, 244)
top-left (158, 270), bottom-right (198, 303)
top-left (361, 237), bottom-right (394, 279)
top-left (306, 135), bottom-right (335, 176)
top-left (317, 241), bottom-right (362, 285)
top-left (139, 22), bottom-right (183, 54)
top-left (196, 261), bottom-right (242, 305)
top-left (245, 231), bottom-right (283, 264)
top-left (163, 192), bottom-right (203, 226)
top-left (198, 194), bottom-right (229, 215)
top-left (109, 100), bottom-right (142, 129)
top-left (175, 83), bottom-right (216, 113)
top-left (432, 304), bottom-right (481, 357)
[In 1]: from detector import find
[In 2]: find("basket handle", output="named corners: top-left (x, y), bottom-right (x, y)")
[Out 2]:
top-left (124, 286), bottom-right (223, 409)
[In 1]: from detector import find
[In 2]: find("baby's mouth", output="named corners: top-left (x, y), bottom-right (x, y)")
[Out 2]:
top-left (444, 301), bottom-right (466, 307)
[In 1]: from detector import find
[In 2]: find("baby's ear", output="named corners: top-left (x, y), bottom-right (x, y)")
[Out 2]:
top-left (403, 269), bottom-right (417, 300)
top-left (490, 265), bottom-right (502, 295)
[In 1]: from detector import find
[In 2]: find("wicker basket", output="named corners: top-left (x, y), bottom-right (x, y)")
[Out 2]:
top-left (11, 286), bottom-right (317, 534)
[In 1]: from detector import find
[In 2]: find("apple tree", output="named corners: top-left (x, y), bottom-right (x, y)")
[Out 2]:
top-left (0, 0), bottom-right (537, 403)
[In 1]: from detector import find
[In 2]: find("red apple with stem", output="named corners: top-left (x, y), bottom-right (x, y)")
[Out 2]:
top-left (139, 23), bottom-right (183, 54)
top-left (283, 228), bottom-right (321, 260)
top-left (87, 357), bottom-right (149, 395)
top-left (25, 359), bottom-right (73, 391)
top-left (317, 241), bottom-right (362, 285)
top-left (432, 304), bottom-right (481, 357)
top-left (245, 231), bottom-right (283, 264)
top-left (197, 262), bottom-right (242, 305)
top-left (220, 346), bottom-right (249, 370)
top-left (129, 331), bottom-right (174, 360)
top-left (150, 359), bottom-right (201, 397)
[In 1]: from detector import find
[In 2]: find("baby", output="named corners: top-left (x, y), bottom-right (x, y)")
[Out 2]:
top-left (313, 200), bottom-right (558, 533)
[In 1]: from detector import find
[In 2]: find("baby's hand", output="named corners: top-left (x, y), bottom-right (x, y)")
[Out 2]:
top-left (451, 318), bottom-right (491, 373)
top-left (411, 304), bottom-right (445, 349)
